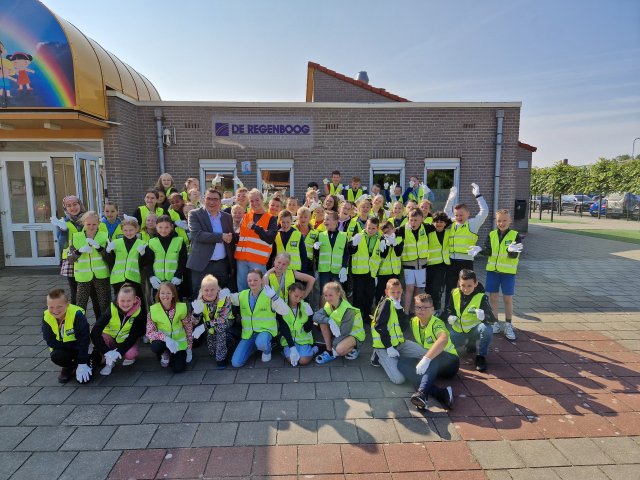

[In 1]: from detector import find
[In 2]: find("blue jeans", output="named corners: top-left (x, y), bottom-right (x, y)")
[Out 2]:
top-left (236, 261), bottom-right (267, 291)
top-left (231, 332), bottom-right (273, 367)
top-left (448, 322), bottom-right (493, 356)
top-left (397, 353), bottom-right (459, 398)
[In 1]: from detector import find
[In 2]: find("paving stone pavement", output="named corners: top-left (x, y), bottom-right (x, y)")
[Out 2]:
top-left (0, 224), bottom-right (639, 479)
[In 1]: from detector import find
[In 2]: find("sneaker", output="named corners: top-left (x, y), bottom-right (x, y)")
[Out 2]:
top-left (261, 352), bottom-right (272, 362)
top-left (345, 349), bottom-right (360, 360)
top-left (492, 322), bottom-right (502, 334)
top-left (122, 359), bottom-right (135, 366)
top-left (370, 351), bottom-right (381, 367)
top-left (503, 322), bottom-right (516, 341)
top-left (57, 367), bottom-right (73, 384)
top-left (410, 390), bottom-right (428, 410)
top-left (99, 364), bottom-right (113, 376)
top-left (160, 352), bottom-right (170, 367)
top-left (445, 386), bottom-right (454, 409)
top-left (475, 355), bottom-right (487, 373)
top-left (216, 360), bottom-right (227, 370)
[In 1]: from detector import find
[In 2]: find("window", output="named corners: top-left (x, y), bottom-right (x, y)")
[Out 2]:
top-left (256, 160), bottom-right (294, 197)
top-left (424, 158), bottom-right (460, 211)
top-left (199, 159), bottom-right (237, 193)
top-left (369, 159), bottom-right (405, 194)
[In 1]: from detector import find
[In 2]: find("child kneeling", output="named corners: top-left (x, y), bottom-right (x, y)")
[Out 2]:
top-left (280, 282), bottom-right (317, 366)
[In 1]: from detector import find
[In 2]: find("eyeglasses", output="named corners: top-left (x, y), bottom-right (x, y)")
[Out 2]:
top-left (415, 305), bottom-right (433, 310)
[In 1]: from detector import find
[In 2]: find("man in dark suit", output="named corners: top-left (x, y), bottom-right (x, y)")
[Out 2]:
top-left (187, 188), bottom-right (235, 296)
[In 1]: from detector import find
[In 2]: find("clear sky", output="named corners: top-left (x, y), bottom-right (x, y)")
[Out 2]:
top-left (43, 0), bottom-right (640, 166)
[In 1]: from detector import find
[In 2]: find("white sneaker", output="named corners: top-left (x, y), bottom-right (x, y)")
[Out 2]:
top-left (99, 364), bottom-right (113, 376)
top-left (492, 322), bottom-right (502, 334)
top-left (122, 359), bottom-right (135, 366)
top-left (186, 349), bottom-right (193, 364)
top-left (261, 352), bottom-right (272, 362)
top-left (503, 322), bottom-right (516, 340)
top-left (160, 352), bottom-right (170, 367)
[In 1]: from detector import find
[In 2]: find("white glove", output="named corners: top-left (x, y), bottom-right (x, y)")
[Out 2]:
top-left (76, 364), bottom-right (92, 383)
top-left (336, 194), bottom-right (345, 203)
top-left (379, 239), bottom-right (387, 252)
top-left (338, 267), bottom-right (347, 283)
top-left (362, 186), bottom-right (367, 191)
top-left (170, 277), bottom-right (182, 286)
top-left (221, 197), bottom-right (235, 205)
top-left (384, 182), bottom-right (389, 189)
top-left (191, 299), bottom-right (204, 315)
top-left (476, 309), bottom-right (485, 321)
top-left (386, 346), bottom-right (400, 358)
top-left (467, 245), bottom-right (482, 257)
top-left (150, 276), bottom-right (161, 289)
top-left (351, 233), bottom-right (362, 246)
top-left (409, 179), bottom-right (416, 188)
top-left (323, 178), bottom-right (330, 185)
top-left (471, 183), bottom-right (481, 196)
top-left (50, 216), bottom-right (67, 230)
top-left (313, 241), bottom-right (321, 251)
top-left (123, 214), bottom-right (136, 222)
top-left (164, 336), bottom-right (179, 354)
top-left (105, 241), bottom-right (115, 253)
top-left (305, 303), bottom-right (314, 316)
top-left (448, 186), bottom-right (458, 201)
top-left (104, 350), bottom-right (121, 365)
top-left (448, 315), bottom-right (458, 326)
top-left (328, 319), bottom-right (341, 337)
top-left (355, 194), bottom-right (371, 204)
top-left (175, 220), bottom-right (188, 230)
top-left (416, 357), bottom-right (431, 375)
top-left (86, 238), bottom-right (100, 248)
top-left (192, 324), bottom-right (206, 339)
top-left (309, 201), bottom-right (321, 212)
top-left (137, 243), bottom-right (147, 255)
top-left (393, 299), bottom-right (403, 309)
top-left (386, 234), bottom-right (397, 246)
top-left (385, 201), bottom-right (393, 210)
top-left (219, 288), bottom-right (230, 301)
top-left (289, 346), bottom-right (301, 366)
top-left (507, 242), bottom-right (523, 253)
top-left (78, 245), bottom-right (93, 254)
top-left (390, 182), bottom-right (397, 193)
top-left (233, 175), bottom-right (244, 188)
top-left (211, 174), bottom-right (222, 186)
top-left (263, 285), bottom-right (277, 299)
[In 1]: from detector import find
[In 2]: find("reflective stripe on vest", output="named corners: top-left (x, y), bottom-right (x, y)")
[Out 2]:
top-left (323, 299), bottom-right (366, 342)
top-left (486, 229), bottom-right (519, 274)
top-left (275, 230), bottom-right (302, 270)
top-left (378, 236), bottom-right (403, 275)
top-left (427, 229), bottom-right (451, 266)
top-left (149, 236), bottom-right (183, 281)
top-left (238, 289), bottom-right (278, 339)
top-left (99, 221), bottom-right (123, 240)
top-left (301, 228), bottom-right (319, 260)
top-left (351, 234), bottom-right (381, 276)
top-left (401, 224), bottom-right (429, 262)
top-left (345, 218), bottom-right (362, 239)
top-left (329, 183), bottom-right (344, 196)
top-left (235, 212), bottom-right (273, 265)
top-left (168, 208), bottom-right (191, 249)
top-left (346, 188), bottom-right (363, 203)
top-left (449, 222), bottom-right (478, 256)
top-left (451, 289), bottom-right (484, 333)
top-left (139, 206), bottom-right (164, 228)
top-left (280, 301), bottom-right (314, 346)
top-left (411, 316), bottom-right (457, 356)
top-left (150, 302), bottom-right (188, 350)
top-left (110, 238), bottom-right (144, 284)
top-left (73, 231), bottom-right (109, 281)
top-left (317, 231), bottom-right (347, 274)
top-left (103, 303), bottom-right (141, 343)
top-left (371, 298), bottom-right (405, 348)
top-left (269, 270), bottom-right (296, 299)
top-left (43, 304), bottom-right (84, 349)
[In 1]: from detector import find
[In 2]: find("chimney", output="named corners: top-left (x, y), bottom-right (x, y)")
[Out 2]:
top-left (563, 158), bottom-right (569, 165)
top-left (356, 71), bottom-right (369, 84)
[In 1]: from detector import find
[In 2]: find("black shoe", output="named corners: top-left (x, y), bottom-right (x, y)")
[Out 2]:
top-left (433, 386), bottom-right (455, 410)
top-left (216, 360), bottom-right (227, 370)
top-left (370, 351), bottom-right (381, 368)
top-left (465, 343), bottom-right (477, 355)
top-left (58, 367), bottom-right (73, 384)
top-left (410, 391), bottom-right (428, 410)
top-left (475, 355), bottom-right (487, 373)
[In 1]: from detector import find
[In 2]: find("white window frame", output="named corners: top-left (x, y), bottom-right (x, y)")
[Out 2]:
top-left (369, 159), bottom-right (406, 191)
top-left (424, 158), bottom-right (460, 204)
top-left (199, 159), bottom-right (237, 191)
top-left (256, 159), bottom-right (294, 196)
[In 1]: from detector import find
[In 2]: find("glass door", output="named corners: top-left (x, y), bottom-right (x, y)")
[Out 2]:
top-left (0, 157), bottom-right (58, 266)
top-left (75, 153), bottom-right (103, 212)
top-left (424, 159), bottom-right (460, 211)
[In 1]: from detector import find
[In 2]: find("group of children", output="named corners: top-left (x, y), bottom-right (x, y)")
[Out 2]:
top-left (44, 170), bottom-right (524, 411)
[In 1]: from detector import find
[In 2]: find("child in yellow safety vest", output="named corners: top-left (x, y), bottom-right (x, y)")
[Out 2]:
top-left (279, 282), bottom-right (317, 366)
top-left (375, 221), bottom-right (404, 303)
top-left (105, 217), bottom-right (147, 299)
top-left (146, 282), bottom-right (192, 373)
top-left (263, 253), bottom-right (315, 300)
top-left (348, 217), bottom-right (382, 320)
top-left (313, 211), bottom-right (350, 290)
top-left (155, 173), bottom-right (177, 209)
top-left (483, 209), bottom-right (523, 341)
top-left (145, 215), bottom-right (188, 298)
top-left (295, 206), bottom-right (321, 309)
top-left (70, 211), bottom-right (112, 319)
top-left (323, 169), bottom-right (344, 197)
top-left (370, 279), bottom-right (426, 383)
top-left (42, 288), bottom-right (92, 384)
top-left (395, 207), bottom-right (429, 314)
top-left (425, 211), bottom-right (453, 312)
top-left (167, 192), bottom-right (191, 251)
top-left (390, 201), bottom-right (407, 229)
top-left (443, 269), bottom-right (496, 373)
top-left (313, 281), bottom-right (366, 364)
top-left (271, 210), bottom-right (308, 271)
top-left (90, 284), bottom-right (146, 376)
top-left (132, 189), bottom-right (164, 229)
top-left (99, 201), bottom-right (123, 240)
top-left (408, 293), bottom-right (458, 411)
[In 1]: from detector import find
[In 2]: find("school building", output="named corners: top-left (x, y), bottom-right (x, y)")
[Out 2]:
top-left (0, 0), bottom-right (535, 268)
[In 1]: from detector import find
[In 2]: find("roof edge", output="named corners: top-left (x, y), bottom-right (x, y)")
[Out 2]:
top-left (518, 141), bottom-right (537, 152)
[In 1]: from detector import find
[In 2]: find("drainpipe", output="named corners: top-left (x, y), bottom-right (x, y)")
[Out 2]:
top-left (493, 109), bottom-right (504, 224)
top-left (154, 108), bottom-right (166, 173)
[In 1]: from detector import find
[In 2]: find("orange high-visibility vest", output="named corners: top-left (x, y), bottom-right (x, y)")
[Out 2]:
top-left (235, 211), bottom-right (273, 265)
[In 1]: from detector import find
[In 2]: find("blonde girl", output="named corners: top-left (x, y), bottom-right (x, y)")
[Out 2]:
top-left (141, 212), bottom-right (158, 243)
top-left (133, 189), bottom-right (164, 228)
top-left (155, 173), bottom-right (177, 199)
top-left (105, 217), bottom-right (146, 298)
top-left (281, 282), bottom-right (317, 366)
top-left (263, 252), bottom-right (314, 299)
top-left (272, 210), bottom-right (308, 271)
top-left (391, 201), bottom-right (407, 228)
top-left (372, 194), bottom-right (387, 223)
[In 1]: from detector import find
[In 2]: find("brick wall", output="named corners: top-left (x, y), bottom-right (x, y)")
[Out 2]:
top-left (312, 70), bottom-right (398, 103)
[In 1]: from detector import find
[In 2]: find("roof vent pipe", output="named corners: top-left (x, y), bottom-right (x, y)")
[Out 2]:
top-left (356, 71), bottom-right (369, 84)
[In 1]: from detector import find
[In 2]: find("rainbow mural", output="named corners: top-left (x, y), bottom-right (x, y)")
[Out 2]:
top-left (0, 0), bottom-right (75, 109)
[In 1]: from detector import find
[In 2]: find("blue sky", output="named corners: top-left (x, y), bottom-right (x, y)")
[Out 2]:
top-left (43, 0), bottom-right (640, 166)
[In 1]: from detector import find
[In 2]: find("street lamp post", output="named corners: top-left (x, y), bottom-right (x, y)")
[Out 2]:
top-left (633, 137), bottom-right (640, 161)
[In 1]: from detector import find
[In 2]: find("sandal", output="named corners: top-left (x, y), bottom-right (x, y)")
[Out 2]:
top-left (345, 349), bottom-right (360, 360)
top-left (315, 350), bottom-right (336, 364)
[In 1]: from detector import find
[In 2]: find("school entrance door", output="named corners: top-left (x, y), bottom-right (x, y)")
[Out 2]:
top-left (0, 151), bottom-right (103, 266)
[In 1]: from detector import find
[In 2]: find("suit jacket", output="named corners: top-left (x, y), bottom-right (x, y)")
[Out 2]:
top-left (187, 207), bottom-right (235, 273)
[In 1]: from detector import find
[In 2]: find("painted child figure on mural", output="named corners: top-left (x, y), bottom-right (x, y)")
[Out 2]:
top-left (0, 42), bottom-right (18, 98)
top-left (7, 52), bottom-right (35, 91)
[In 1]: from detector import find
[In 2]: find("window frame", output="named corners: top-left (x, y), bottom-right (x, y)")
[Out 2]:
top-left (424, 158), bottom-right (460, 205)
top-left (369, 159), bottom-right (406, 191)
top-left (256, 159), bottom-right (294, 196)
top-left (199, 159), bottom-right (237, 193)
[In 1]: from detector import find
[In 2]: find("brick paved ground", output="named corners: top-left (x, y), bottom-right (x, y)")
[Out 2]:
top-left (0, 223), bottom-right (638, 479)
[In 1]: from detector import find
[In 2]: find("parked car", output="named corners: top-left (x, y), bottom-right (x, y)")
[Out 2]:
top-left (561, 194), bottom-right (594, 212)
top-left (589, 198), bottom-right (607, 217)
top-left (604, 192), bottom-right (640, 218)
top-left (531, 195), bottom-right (557, 212)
